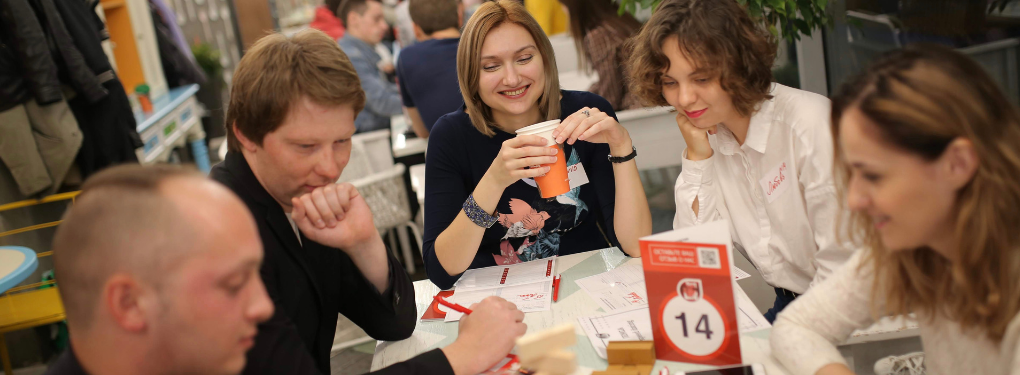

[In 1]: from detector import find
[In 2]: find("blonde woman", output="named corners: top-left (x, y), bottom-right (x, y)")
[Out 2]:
top-left (771, 45), bottom-right (1020, 375)
top-left (422, 0), bottom-right (652, 290)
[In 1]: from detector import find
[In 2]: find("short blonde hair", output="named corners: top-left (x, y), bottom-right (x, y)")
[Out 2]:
top-left (457, 0), bottom-right (560, 136)
top-left (226, 29), bottom-right (365, 152)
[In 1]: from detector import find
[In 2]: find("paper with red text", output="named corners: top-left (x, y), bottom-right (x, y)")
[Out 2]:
top-left (641, 220), bottom-right (743, 366)
top-left (452, 258), bottom-right (557, 292)
top-left (574, 259), bottom-right (648, 312)
top-left (443, 280), bottom-right (553, 322)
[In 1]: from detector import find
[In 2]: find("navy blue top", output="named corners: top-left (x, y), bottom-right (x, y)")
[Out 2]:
top-left (422, 90), bottom-right (622, 289)
top-left (396, 38), bottom-right (463, 133)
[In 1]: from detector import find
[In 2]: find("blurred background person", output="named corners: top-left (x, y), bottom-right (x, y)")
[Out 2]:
top-left (396, 0), bottom-right (465, 138)
top-left (559, 0), bottom-right (642, 111)
top-left (338, 0), bottom-right (405, 132)
top-left (309, 0), bottom-right (346, 40)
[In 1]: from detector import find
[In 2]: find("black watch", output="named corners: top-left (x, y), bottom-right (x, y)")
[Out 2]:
top-left (608, 146), bottom-right (637, 163)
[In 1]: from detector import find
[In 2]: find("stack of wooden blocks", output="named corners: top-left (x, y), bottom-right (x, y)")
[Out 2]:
top-left (516, 324), bottom-right (578, 375)
top-left (593, 341), bottom-right (656, 375)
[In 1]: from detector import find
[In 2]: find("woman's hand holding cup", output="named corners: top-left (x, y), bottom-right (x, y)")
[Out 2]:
top-left (553, 107), bottom-right (633, 156)
top-left (486, 135), bottom-right (559, 189)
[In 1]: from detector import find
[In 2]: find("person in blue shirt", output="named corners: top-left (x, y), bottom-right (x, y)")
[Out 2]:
top-left (422, 0), bottom-right (652, 290)
top-left (338, 0), bottom-right (403, 133)
top-left (396, 0), bottom-right (465, 138)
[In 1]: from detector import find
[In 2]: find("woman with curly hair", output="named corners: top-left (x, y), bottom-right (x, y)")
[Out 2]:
top-left (626, 0), bottom-right (855, 322)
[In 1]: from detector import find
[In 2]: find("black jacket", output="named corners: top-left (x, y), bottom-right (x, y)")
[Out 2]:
top-left (0, 0), bottom-right (63, 110)
top-left (211, 152), bottom-right (454, 375)
top-left (42, 348), bottom-right (86, 375)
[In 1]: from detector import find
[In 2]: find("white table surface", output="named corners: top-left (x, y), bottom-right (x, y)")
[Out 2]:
top-left (391, 114), bottom-right (429, 159)
top-left (371, 248), bottom-right (790, 374)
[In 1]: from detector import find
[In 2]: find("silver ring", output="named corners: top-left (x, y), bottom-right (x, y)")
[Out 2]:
top-left (582, 109), bottom-right (590, 117)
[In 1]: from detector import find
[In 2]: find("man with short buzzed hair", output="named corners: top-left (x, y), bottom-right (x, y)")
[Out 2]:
top-left (45, 165), bottom-right (275, 375)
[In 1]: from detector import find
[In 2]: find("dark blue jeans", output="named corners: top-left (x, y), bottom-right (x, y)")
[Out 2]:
top-left (763, 287), bottom-right (799, 324)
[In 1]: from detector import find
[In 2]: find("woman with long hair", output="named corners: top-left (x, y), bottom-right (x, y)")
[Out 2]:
top-left (421, 0), bottom-right (652, 290)
top-left (771, 45), bottom-right (1020, 375)
top-left (558, 0), bottom-right (642, 110)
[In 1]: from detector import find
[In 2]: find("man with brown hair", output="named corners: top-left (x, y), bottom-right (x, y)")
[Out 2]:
top-left (395, 0), bottom-right (464, 138)
top-left (46, 164), bottom-right (275, 375)
top-left (213, 29), bottom-right (527, 375)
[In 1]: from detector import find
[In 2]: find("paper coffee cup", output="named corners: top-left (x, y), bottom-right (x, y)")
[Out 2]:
top-left (515, 120), bottom-right (570, 198)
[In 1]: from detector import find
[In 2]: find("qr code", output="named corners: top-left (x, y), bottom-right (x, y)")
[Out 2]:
top-left (698, 247), bottom-right (721, 269)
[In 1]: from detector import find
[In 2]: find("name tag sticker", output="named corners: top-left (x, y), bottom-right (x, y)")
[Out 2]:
top-left (567, 163), bottom-right (589, 190)
top-left (759, 160), bottom-right (792, 203)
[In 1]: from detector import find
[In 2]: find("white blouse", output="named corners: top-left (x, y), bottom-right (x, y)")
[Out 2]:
top-left (673, 83), bottom-right (854, 294)
top-left (771, 251), bottom-right (1020, 375)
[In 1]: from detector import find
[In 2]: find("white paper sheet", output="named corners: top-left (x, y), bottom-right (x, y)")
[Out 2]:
top-left (574, 261), bottom-right (649, 312)
top-left (444, 280), bottom-right (554, 322)
top-left (735, 286), bottom-right (771, 333)
top-left (454, 258), bottom-right (556, 292)
top-left (577, 306), bottom-right (654, 359)
top-left (733, 266), bottom-right (751, 281)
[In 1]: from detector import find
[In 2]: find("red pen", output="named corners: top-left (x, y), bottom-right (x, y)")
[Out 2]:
top-left (434, 295), bottom-right (473, 314)
top-left (553, 275), bottom-right (561, 302)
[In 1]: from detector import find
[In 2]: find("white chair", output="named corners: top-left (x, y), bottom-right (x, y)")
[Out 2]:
top-left (339, 130), bottom-right (422, 274)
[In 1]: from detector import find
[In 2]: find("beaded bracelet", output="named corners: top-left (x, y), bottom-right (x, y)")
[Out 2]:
top-left (462, 194), bottom-right (498, 228)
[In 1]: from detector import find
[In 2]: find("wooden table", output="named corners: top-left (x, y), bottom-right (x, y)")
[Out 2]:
top-left (370, 248), bottom-right (791, 374)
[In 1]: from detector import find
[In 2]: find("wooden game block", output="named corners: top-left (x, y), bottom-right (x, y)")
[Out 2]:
top-left (517, 324), bottom-right (577, 362)
top-left (606, 341), bottom-right (656, 365)
top-left (531, 349), bottom-right (576, 375)
top-left (637, 365), bottom-right (654, 375)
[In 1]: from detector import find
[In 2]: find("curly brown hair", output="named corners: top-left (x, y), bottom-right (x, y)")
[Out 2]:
top-left (626, 0), bottom-right (777, 116)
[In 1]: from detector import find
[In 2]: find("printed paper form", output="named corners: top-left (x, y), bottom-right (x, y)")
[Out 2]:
top-left (734, 285), bottom-right (771, 333)
top-left (444, 280), bottom-right (553, 322)
top-left (733, 266), bottom-right (751, 281)
top-left (574, 260), bottom-right (648, 312)
top-left (577, 305), bottom-right (654, 359)
top-left (453, 258), bottom-right (556, 292)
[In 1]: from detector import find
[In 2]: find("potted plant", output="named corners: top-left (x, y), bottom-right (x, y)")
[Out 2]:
top-left (615, 0), bottom-right (832, 42)
top-left (191, 42), bottom-right (228, 140)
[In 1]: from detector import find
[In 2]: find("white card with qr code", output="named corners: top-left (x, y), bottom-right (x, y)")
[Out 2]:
top-left (697, 247), bottom-right (721, 269)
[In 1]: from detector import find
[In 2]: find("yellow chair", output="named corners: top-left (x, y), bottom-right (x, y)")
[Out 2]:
top-left (0, 192), bottom-right (79, 375)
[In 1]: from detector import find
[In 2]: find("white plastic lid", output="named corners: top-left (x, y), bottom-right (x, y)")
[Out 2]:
top-left (514, 119), bottom-right (561, 146)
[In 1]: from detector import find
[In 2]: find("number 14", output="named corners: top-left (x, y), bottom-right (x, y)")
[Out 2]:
top-left (676, 312), bottom-right (713, 340)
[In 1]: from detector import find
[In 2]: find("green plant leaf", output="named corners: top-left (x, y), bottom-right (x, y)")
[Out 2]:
top-left (814, 0), bottom-right (826, 11)
top-left (793, 18), bottom-right (812, 35)
top-left (747, 1), bottom-right (763, 18)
